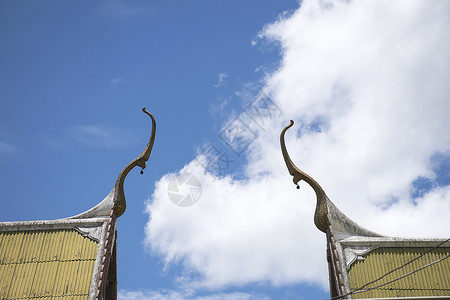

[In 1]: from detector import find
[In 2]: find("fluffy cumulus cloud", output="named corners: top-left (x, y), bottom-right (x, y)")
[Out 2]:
top-left (145, 0), bottom-right (450, 292)
top-left (118, 289), bottom-right (269, 300)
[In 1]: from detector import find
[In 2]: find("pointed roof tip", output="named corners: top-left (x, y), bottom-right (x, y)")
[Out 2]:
top-left (280, 120), bottom-right (329, 232)
top-left (280, 120), bottom-right (301, 185)
top-left (112, 107), bottom-right (156, 217)
top-left (134, 107), bottom-right (156, 172)
top-left (67, 108), bottom-right (156, 220)
top-left (280, 120), bottom-right (381, 237)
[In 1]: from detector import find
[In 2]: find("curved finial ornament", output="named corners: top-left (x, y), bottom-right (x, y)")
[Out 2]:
top-left (280, 120), bottom-right (329, 232)
top-left (112, 107), bottom-right (156, 217)
top-left (137, 107), bottom-right (157, 174)
top-left (66, 108), bottom-right (156, 220)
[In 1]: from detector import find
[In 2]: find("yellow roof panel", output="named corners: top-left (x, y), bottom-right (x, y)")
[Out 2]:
top-left (0, 229), bottom-right (99, 299)
top-left (348, 246), bottom-right (450, 298)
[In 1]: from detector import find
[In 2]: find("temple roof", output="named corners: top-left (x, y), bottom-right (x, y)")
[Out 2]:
top-left (0, 209), bottom-right (115, 300)
top-left (0, 108), bottom-right (156, 300)
top-left (69, 107), bottom-right (156, 219)
top-left (347, 244), bottom-right (450, 298)
top-left (280, 120), bottom-right (450, 299)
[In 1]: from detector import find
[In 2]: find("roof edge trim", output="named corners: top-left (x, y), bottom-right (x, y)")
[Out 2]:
top-left (0, 217), bottom-right (108, 232)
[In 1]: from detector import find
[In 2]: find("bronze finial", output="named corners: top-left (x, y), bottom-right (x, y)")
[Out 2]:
top-left (280, 120), bottom-right (329, 232)
top-left (67, 108), bottom-right (156, 220)
top-left (112, 107), bottom-right (156, 217)
top-left (280, 120), bottom-right (382, 237)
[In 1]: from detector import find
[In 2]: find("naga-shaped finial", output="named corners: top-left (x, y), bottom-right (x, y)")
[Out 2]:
top-left (112, 107), bottom-right (156, 217)
top-left (68, 107), bottom-right (156, 219)
top-left (280, 121), bottom-right (382, 237)
top-left (280, 120), bottom-right (329, 232)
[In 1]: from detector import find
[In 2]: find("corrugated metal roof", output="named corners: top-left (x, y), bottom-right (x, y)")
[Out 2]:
top-left (348, 247), bottom-right (450, 299)
top-left (0, 229), bottom-right (98, 299)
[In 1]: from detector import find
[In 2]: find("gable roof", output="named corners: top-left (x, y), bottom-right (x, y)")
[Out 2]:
top-left (0, 222), bottom-right (102, 299)
top-left (280, 120), bottom-right (450, 299)
top-left (0, 108), bottom-right (156, 300)
top-left (0, 216), bottom-right (113, 300)
top-left (347, 244), bottom-right (450, 298)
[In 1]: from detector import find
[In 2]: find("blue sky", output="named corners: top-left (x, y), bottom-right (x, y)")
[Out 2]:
top-left (1, 1), bottom-right (450, 299)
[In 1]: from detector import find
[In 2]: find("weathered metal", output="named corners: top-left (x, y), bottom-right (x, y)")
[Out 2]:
top-left (69, 107), bottom-right (156, 219)
top-left (280, 120), bottom-right (449, 299)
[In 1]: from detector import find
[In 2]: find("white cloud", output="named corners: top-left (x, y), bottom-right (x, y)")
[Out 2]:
top-left (145, 0), bottom-right (450, 292)
top-left (196, 293), bottom-right (269, 300)
top-left (118, 289), bottom-right (269, 300)
top-left (146, 163), bottom-right (327, 288)
top-left (214, 73), bottom-right (228, 88)
top-left (118, 289), bottom-right (186, 300)
top-left (111, 77), bottom-right (125, 86)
